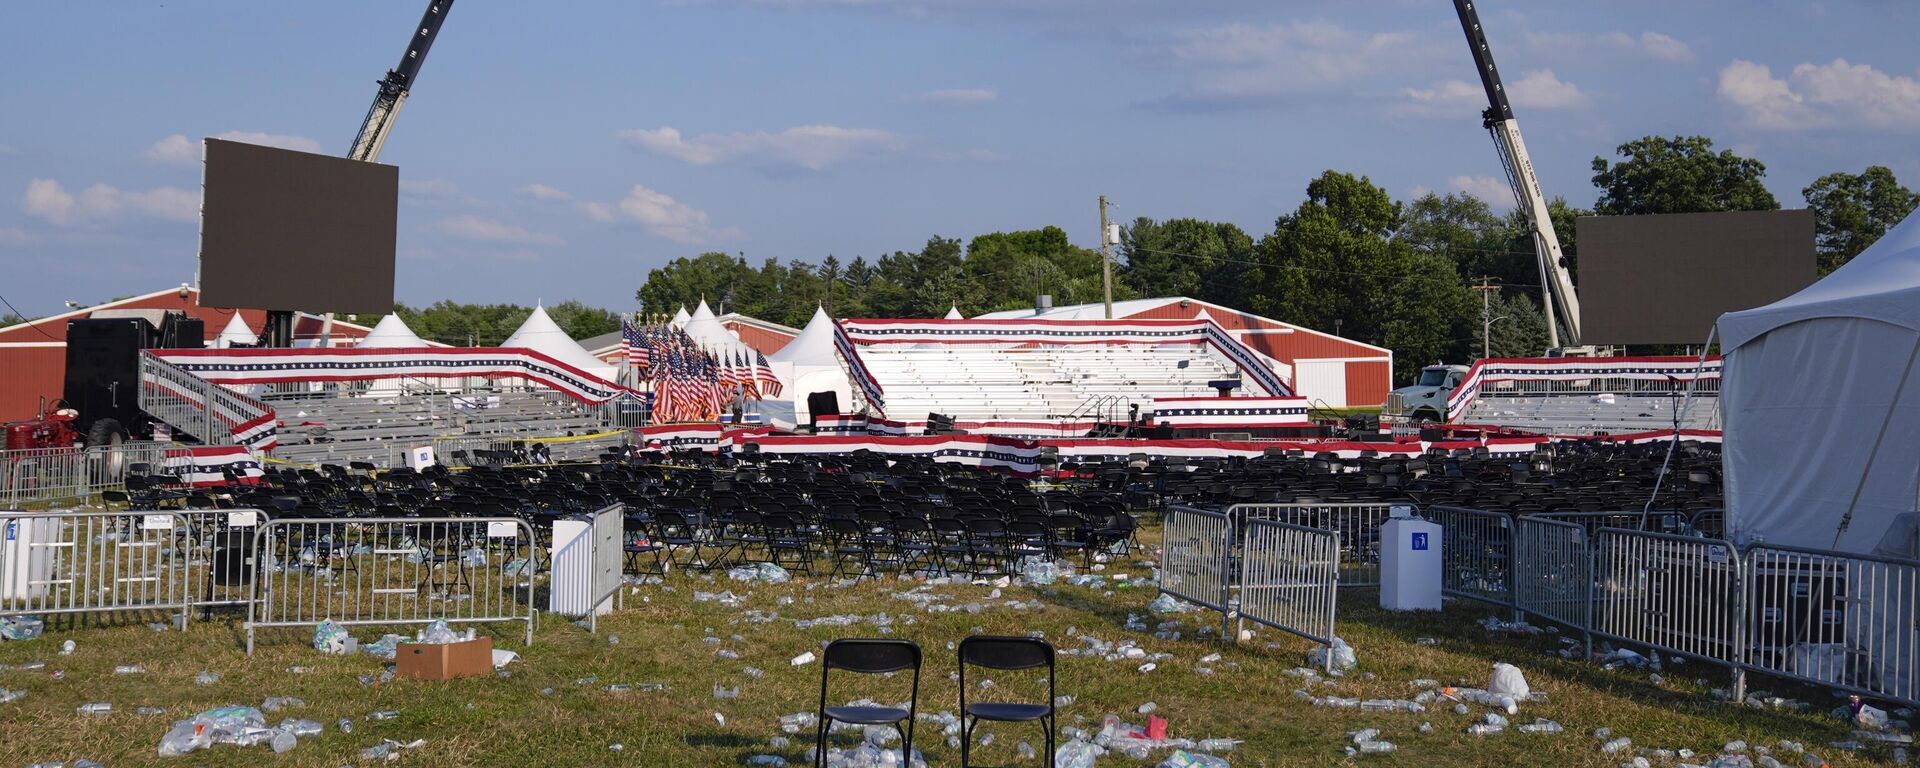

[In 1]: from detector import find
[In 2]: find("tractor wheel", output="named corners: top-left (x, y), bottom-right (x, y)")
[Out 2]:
top-left (86, 418), bottom-right (129, 479)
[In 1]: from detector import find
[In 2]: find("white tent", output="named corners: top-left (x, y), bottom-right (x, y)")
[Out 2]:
top-left (683, 299), bottom-right (744, 351)
top-left (213, 315), bottom-right (258, 348)
top-left (502, 305), bottom-right (617, 383)
top-left (1719, 211), bottom-right (1920, 557)
top-left (944, 305), bottom-right (964, 320)
top-left (355, 314), bottom-right (429, 348)
top-left (669, 305), bottom-right (691, 328)
top-left (769, 305), bottom-right (852, 424)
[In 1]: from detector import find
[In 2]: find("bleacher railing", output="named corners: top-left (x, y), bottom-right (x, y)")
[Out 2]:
top-left (138, 352), bottom-right (277, 452)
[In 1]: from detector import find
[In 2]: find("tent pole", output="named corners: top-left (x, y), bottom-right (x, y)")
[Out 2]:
top-left (1642, 325), bottom-right (1717, 529)
top-left (1833, 336), bottom-right (1920, 548)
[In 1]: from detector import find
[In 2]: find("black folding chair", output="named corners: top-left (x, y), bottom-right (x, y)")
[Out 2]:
top-left (959, 635), bottom-right (1056, 768)
top-left (816, 639), bottom-right (920, 768)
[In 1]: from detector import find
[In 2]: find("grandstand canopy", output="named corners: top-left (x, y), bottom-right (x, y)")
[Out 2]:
top-left (771, 306), bottom-right (840, 367)
top-left (356, 314), bottom-right (429, 348)
top-left (213, 314), bottom-right (258, 348)
top-left (1719, 210), bottom-right (1920, 556)
top-left (503, 305), bottom-right (615, 381)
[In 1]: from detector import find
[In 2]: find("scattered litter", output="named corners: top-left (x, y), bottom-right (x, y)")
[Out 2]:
top-left (1158, 750), bottom-right (1231, 767)
top-left (113, 664), bottom-right (146, 675)
top-left (0, 616), bottom-right (45, 641)
top-left (261, 697), bottom-right (305, 712)
top-left (1308, 637), bottom-right (1357, 674)
top-left (195, 671), bottom-right (221, 686)
top-left (0, 688), bottom-right (22, 704)
top-left (792, 652), bottom-right (817, 666)
top-left (1488, 663), bottom-right (1531, 699)
top-left (156, 705), bottom-right (273, 756)
top-left (61, 639), bottom-right (75, 655)
top-left (312, 620), bottom-right (351, 654)
top-left (77, 702), bottom-right (112, 715)
top-left (729, 562), bottom-right (793, 584)
top-left (1147, 594), bottom-right (1196, 615)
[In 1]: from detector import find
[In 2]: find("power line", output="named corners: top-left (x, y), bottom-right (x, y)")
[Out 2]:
top-left (0, 293), bottom-right (61, 340)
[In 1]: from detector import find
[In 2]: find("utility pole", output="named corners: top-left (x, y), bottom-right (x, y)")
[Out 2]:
top-left (1099, 195), bottom-right (1114, 320)
top-left (1472, 278), bottom-right (1501, 359)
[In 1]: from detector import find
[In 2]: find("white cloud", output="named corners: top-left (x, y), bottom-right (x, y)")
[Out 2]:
top-left (1720, 58), bottom-right (1920, 132)
top-left (1509, 70), bottom-right (1588, 109)
top-left (1717, 59), bottom-right (1819, 130)
top-left (1400, 70), bottom-right (1585, 118)
top-left (436, 214), bottom-right (563, 246)
top-left (619, 125), bottom-right (900, 171)
top-left (1152, 20), bottom-right (1446, 110)
top-left (515, 183), bottom-right (574, 202)
top-left (1449, 176), bottom-right (1514, 208)
top-left (916, 88), bottom-right (997, 105)
top-left (145, 131), bottom-right (324, 166)
top-left (1529, 30), bottom-right (1693, 63)
top-left (1791, 59), bottom-right (1920, 127)
top-left (581, 184), bottom-right (740, 245)
top-left (24, 178), bottom-right (198, 226)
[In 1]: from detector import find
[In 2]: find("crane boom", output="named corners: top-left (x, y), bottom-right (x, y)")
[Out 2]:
top-left (1452, 0), bottom-right (1582, 349)
top-left (346, 0), bottom-right (455, 164)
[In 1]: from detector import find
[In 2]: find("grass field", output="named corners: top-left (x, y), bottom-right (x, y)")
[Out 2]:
top-left (0, 526), bottom-right (1901, 767)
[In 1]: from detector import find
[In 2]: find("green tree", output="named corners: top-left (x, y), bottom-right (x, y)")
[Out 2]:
top-left (1119, 217), bottom-right (1255, 303)
top-left (1591, 136), bottom-right (1779, 215)
top-left (545, 300), bottom-right (620, 340)
top-left (636, 252), bottom-right (755, 317)
top-left (0, 313), bottom-right (24, 327)
top-left (1469, 291), bottom-right (1551, 359)
top-left (1803, 165), bottom-right (1920, 274)
top-left (1246, 171), bottom-right (1476, 381)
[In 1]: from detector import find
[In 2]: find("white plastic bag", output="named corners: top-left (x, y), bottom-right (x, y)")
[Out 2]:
top-left (1488, 662), bottom-right (1531, 699)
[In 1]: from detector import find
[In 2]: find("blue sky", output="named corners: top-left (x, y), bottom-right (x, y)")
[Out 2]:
top-left (3, 0), bottom-right (1917, 317)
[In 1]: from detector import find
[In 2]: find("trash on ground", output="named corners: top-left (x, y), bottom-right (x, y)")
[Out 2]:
top-left (0, 616), bottom-right (44, 641)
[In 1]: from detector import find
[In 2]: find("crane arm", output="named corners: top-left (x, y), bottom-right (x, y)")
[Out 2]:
top-left (1452, 0), bottom-right (1582, 349)
top-left (346, 0), bottom-right (454, 164)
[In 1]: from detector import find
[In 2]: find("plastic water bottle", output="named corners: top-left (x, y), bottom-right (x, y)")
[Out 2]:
top-left (338, 718), bottom-right (355, 734)
top-left (270, 730), bottom-right (297, 753)
top-left (1602, 737), bottom-right (1634, 754)
top-left (1357, 740), bottom-right (1397, 754)
top-left (77, 702), bottom-right (112, 715)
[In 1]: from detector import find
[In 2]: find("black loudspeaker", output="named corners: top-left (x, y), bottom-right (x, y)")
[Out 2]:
top-left (925, 412), bottom-right (956, 435)
top-left (63, 318), bottom-right (154, 435)
top-left (807, 391), bottom-right (841, 429)
top-left (160, 314), bottom-right (204, 349)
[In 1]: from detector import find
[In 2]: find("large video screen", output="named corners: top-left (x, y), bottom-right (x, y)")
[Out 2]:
top-left (1578, 210), bottom-right (1815, 345)
top-left (199, 138), bottom-right (397, 314)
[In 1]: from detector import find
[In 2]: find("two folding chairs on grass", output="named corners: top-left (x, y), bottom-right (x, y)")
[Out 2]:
top-left (814, 636), bottom-right (1058, 768)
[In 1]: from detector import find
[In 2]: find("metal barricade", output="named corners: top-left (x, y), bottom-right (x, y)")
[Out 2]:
top-left (1537, 510), bottom-right (1691, 536)
top-left (1, 442), bottom-right (170, 505)
top-left (1744, 544), bottom-right (1920, 708)
top-left (245, 517), bottom-right (538, 653)
top-left (1592, 527), bottom-right (1746, 696)
top-left (1512, 516), bottom-right (1593, 634)
top-left (164, 508), bottom-right (267, 612)
top-left (1432, 506), bottom-right (1514, 608)
top-left (1231, 502), bottom-right (1401, 586)
top-left (1158, 505), bottom-right (1233, 612)
top-left (0, 510), bottom-right (192, 625)
top-left (1237, 518), bottom-right (1340, 669)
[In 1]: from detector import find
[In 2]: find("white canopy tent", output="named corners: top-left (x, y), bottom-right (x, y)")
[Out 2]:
top-left (502, 305), bottom-right (617, 383)
top-left (355, 314), bottom-right (430, 349)
top-left (213, 315), bottom-right (258, 348)
top-left (944, 305), bottom-right (964, 320)
top-left (769, 305), bottom-right (852, 425)
top-left (1719, 211), bottom-right (1920, 558)
top-left (669, 305), bottom-right (691, 328)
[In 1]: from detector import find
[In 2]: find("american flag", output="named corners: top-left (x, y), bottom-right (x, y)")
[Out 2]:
top-left (622, 320), bottom-right (651, 369)
top-left (754, 351), bottom-right (782, 397)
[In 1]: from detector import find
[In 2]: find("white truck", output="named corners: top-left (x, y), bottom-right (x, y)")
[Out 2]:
top-left (1382, 364), bottom-right (1470, 425)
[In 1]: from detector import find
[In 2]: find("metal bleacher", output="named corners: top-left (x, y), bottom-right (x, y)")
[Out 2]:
top-left (1457, 379), bottom-right (1722, 435)
top-left (859, 343), bottom-right (1239, 422)
top-left (264, 385), bottom-right (616, 468)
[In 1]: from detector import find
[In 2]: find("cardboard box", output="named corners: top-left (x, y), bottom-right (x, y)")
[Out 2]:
top-left (396, 636), bottom-right (493, 681)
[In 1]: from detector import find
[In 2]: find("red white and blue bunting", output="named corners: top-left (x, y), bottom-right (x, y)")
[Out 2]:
top-left (832, 321), bottom-right (888, 416)
top-left (149, 347), bottom-right (630, 405)
top-left (837, 318), bottom-right (1292, 397)
top-left (1445, 356), bottom-right (1722, 420)
top-left (1147, 396), bottom-right (1310, 428)
top-left (163, 445), bottom-right (264, 487)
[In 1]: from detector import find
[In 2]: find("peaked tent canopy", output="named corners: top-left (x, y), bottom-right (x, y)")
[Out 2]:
top-left (944, 305), bottom-right (964, 320)
top-left (355, 314), bottom-right (429, 349)
top-left (213, 314), bottom-right (258, 348)
top-left (1718, 210), bottom-right (1920, 556)
top-left (683, 299), bottom-right (747, 352)
top-left (502, 305), bottom-right (616, 381)
top-left (770, 306), bottom-right (840, 367)
top-left (669, 305), bottom-right (691, 328)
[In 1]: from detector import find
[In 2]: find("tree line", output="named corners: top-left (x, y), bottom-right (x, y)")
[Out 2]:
top-left (370, 135), bottom-right (1915, 384)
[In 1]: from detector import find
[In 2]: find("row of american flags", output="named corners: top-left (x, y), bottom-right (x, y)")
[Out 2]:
top-left (619, 320), bottom-right (782, 423)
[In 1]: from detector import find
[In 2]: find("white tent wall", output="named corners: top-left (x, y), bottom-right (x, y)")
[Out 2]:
top-left (1723, 317), bottom-right (1920, 553)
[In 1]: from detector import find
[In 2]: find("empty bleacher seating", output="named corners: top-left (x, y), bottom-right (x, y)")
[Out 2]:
top-left (859, 343), bottom-right (1240, 422)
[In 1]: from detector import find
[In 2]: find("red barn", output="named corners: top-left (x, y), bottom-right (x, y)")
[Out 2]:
top-left (0, 286), bottom-right (374, 422)
top-left (976, 297), bottom-right (1393, 408)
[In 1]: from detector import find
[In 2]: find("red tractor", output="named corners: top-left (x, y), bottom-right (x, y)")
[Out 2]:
top-left (4, 313), bottom-right (204, 452)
